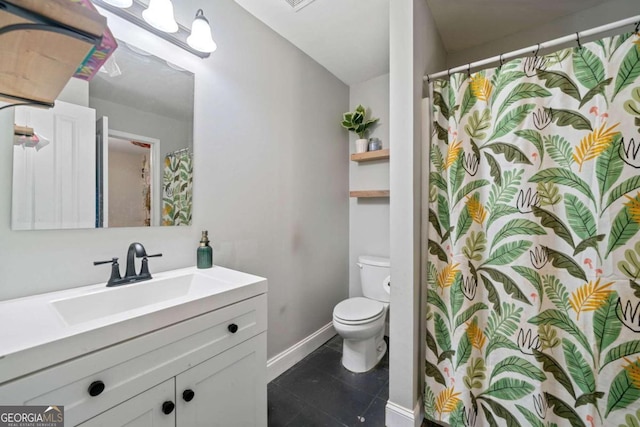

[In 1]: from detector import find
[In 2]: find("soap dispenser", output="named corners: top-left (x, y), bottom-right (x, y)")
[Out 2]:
top-left (197, 230), bottom-right (213, 269)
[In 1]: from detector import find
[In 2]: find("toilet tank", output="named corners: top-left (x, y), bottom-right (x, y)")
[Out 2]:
top-left (358, 255), bottom-right (390, 302)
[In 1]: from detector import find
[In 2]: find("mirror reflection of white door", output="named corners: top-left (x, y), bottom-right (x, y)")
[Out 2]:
top-left (96, 116), bottom-right (109, 227)
top-left (12, 101), bottom-right (96, 230)
top-left (95, 121), bottom-right (161, 228)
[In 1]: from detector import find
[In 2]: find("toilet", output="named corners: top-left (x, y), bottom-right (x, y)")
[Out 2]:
top-left (333, 255), bottom-right (391, 373)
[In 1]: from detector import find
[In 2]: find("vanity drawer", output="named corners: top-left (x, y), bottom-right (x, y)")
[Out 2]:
top-left (0, 293), bottom-right (266, 426)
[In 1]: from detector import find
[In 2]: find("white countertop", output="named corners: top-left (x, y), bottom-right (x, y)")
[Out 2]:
top-left (0, 266), bottom-right (267, 384)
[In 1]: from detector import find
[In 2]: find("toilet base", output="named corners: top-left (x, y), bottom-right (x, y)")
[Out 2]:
top-left (341, 330), bottom-right (387, 373)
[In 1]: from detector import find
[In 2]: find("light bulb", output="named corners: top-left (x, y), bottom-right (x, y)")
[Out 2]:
top-left (142, 0), bottom-right (178, 33)
top-left (187, 9), bottom-right (217, 53)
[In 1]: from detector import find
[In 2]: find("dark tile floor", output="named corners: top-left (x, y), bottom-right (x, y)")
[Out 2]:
top-left (268, 335), bottom-right (389, 427)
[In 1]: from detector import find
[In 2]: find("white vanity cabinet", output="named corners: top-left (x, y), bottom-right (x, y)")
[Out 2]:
top-left (0, 292), bottom-right (267, 427)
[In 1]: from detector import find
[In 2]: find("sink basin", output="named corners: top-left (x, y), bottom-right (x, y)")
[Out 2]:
top-left (51, 272), bottom-right (232, 326)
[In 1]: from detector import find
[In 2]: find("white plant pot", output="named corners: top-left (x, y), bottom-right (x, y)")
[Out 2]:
top-left (355, 139), bottom-right (368, 153)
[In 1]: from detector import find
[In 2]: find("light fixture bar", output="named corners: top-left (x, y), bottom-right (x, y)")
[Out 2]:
top-left (92, 0), bottom-right (210, 58)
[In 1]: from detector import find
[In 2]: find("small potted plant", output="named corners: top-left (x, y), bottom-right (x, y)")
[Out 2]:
top-left (341, 104), bottom-right (378, 153)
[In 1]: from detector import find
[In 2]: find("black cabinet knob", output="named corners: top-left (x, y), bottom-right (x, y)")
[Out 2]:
top-left (88, 381), bottom-right (105, 397)
top-left (183, 389), bottom-right (195, 402)
top-left (228, 323), bottom-right (239, 333)
top-left (162, 401), bottom-right (175, 415)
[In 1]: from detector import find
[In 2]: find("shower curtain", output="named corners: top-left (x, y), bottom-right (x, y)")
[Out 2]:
top-left (425, 32), bottom-right (640, 426)
top-left (162, 150), bottom-right (193, 226)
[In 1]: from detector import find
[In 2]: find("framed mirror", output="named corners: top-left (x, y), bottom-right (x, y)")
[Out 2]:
top-left (11, 40), bottom-right (194, 230)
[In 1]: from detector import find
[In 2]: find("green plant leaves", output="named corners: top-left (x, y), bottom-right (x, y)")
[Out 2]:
top-left (545, 392), bottom-right (587, 427)
top-left (459, 84), bottom-right (477, 120)
top-left (456, 332), bottom-right (472, 370)
top-left (562, 338), bottom-right (595, 395)
top-left (482, 241), bottom-right (532, 266)
top-left (488, 104), bottom-right (535, 141)
top-left (602, 340), bottom-right (640, 371)
top-left (482, 378), bottom-right (534, 400)
top-left (596, 134), bottom-right (624, 202)
top-left (496, 83), bottom-right (550, 118)
top-left (606, 361), bottom-right (640, 416)
top-left (594, 292), bottom-right (622, 363)
top-left (545, 107), bottom-right (593, 131)
top-left (455, 303), bottom-right (488, 329)
top-left (536, 69), bottom-right (582, 102)
top-left (484, 142), bottom-right (532, 164)
top-left (425, 360), bottom-right (446, 386)
top-left (604, 175), bottom-right (640, 212)
top-left (533, 350), bottom-right (576, 399)
top-left (529, 309), bottom-right (593, 360)
top-left (481, 267), bottom-right (531, 305)
top-left (491, 219), bottom-right (546, 250)
top-left (479, 397), bottom-right (522, 427)
top-left (465, 109), bottom-right (492, 139)
top-left (428, 288), bottom-right (449, 319)
top-left (619, 241), bottom-right (640, 279)
top-left (454, 180), bottom-right (490, 206)
top-left (529, 168), bottom-right (596, 204)
top-left (613, 43), bottom-right (640, 100)
top-left (463, 357), bottom-right (486, 389)
top-left (564, 194), bottom-right (596, 240)
top-left (573, 47), bottom-right (605, 89)
top-left (544, 134), bottom-right (575, 169)
top-left (490, 355), bottom-right (546, 382)
top-left (532, 207), bottom-right (575, 249)
top-left (515, 129), bottom-right (544, 163)
top-left (455, 205), bottom-right (472, 244)
top-left (462, 231), bottom-right (486, 262)
top-left (428, 239), bottom-right (448, 262)
top-left (606, 205), bottom-right (640, 257)
top-left (546, 246), bottom-right (588, 283)
top-left (434, 313), bottom-right (452, 354)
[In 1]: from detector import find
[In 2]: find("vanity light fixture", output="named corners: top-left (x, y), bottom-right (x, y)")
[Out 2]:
top-left (92, 0), bottom-right (214, 58)
top-left (187, 9), bottom-right (217, 53)
top-left (100, 0), bottom-right (133, 8)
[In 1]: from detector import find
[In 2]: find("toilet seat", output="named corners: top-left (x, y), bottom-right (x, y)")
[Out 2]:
top-left (333, 297), bottom-right (385, 325)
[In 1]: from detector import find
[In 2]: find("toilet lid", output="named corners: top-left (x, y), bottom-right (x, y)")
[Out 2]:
top-left (333, 297), bottom-right (385, 323)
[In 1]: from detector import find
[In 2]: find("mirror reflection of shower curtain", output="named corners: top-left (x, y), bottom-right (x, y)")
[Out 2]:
top-left (162, 149), bottom-right (193, 226)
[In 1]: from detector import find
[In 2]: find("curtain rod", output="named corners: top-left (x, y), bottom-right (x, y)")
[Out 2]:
top-left (425, 15), bottom-right (640, 81)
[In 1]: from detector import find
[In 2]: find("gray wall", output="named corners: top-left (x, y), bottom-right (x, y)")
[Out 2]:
top-left (388, 0), bottom-right (446, 423)
top-left (447, 0), bottom-right (639, 67)
top-left (0, 0), bottom-right (349, 360)
top-left (348, 73), bottom-right (390, 297)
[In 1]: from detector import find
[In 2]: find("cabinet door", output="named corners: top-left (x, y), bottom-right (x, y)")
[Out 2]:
top-left (176, 333), bottom-right (267, 427)
top-left (79, 379), bottom-right (175, 427)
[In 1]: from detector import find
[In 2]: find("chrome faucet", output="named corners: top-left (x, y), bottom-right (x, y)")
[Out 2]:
top-left (94, 242), bottom-right (162, 287)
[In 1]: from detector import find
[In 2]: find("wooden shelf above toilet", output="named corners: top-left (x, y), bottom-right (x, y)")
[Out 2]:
top-left (350, 149), bottom-right (389, 162)
top-left (349, 190), bottom-right (390, 198)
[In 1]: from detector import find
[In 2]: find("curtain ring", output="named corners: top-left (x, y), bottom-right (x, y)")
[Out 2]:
top-left (467, 63), bottom-right (471, 78)
top-left (576, 32), bottom-right (582, 49)
top-left (447, 68), bottom-right (451, 79)
top-left (426, 75), bottom-right (431, 85)
top-left (534, 43), bottom-right (541, 58)
top-left (499, 53), bottom-right (504, 68)
top-left (635, 21), bottom-right (640, 34)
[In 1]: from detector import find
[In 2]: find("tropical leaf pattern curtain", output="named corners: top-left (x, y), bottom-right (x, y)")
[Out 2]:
top-left (162, 151), bottom-right (192, 226)
top-left (425, 32), bottom-right (640, 426)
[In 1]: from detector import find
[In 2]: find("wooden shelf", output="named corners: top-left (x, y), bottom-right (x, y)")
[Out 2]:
top-left (0, 0), bottom-right (107, 107)
top-left (350, 190), bottom-right (390, 198)
top-left (350, 148), bottom-right (390, 162)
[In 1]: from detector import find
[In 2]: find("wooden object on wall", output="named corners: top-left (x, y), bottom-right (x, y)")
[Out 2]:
top-left (350, 148), bottom-right (390, 162)
top-left (0, 0), bottom-right (107, 106)
top-left (349, 190), bottom-right (390, 198)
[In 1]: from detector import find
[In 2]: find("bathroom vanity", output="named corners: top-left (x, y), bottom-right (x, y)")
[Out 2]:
top-left (0, 266), bottom-right (267, 426)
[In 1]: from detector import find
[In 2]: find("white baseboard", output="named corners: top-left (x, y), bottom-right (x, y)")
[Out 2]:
top-left (385, 400), bottom-right (423, 427)
top-left (267, 322), bottom-right (336, 382)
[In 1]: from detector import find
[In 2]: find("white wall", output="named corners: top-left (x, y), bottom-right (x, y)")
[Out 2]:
top-left (447, 0), bottom-right (639, 67)
top-left (348, 73), bottom-right (390, 297)
top-left (0, 0), bottom-right (349, 361)
top-left (388, 0), bottom-right (446, 425)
